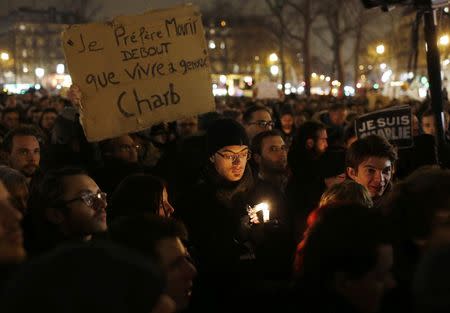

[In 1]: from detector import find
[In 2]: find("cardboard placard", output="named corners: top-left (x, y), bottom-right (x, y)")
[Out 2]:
top-left (62, 4), bottom-right (214, 142)
top-left (355, 106), bottom-right (413, 148)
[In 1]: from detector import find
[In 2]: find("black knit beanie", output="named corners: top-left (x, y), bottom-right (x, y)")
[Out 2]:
top-left (206, 118), bottom-right (249, 156)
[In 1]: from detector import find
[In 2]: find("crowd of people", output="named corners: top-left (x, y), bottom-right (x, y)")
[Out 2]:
top-left (0, 86), bottom-right (449, 313)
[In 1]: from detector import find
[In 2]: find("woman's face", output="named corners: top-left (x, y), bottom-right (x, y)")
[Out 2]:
top-left (158, 187), bottom-right (174, 217)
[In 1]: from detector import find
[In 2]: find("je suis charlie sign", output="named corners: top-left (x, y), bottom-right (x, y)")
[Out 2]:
top-left (355, 105), bottom-right (413, 148)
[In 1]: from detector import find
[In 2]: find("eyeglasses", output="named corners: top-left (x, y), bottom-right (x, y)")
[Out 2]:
top-left (248, 120), bottom-right (274, 129)
top-left (63, 191), bottom-right (107, 210)
top-left (118, 144), bottom-right (141, 153)
top-left (269, 145), bottom-right (288, 153)
top-left (216, 150), bottom-right (251, 162)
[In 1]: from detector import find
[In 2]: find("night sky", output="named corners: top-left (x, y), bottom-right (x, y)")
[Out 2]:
top-left (0, 0), bottom-right (266, 19)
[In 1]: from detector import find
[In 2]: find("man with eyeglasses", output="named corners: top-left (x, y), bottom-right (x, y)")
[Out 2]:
top-left (243, 105), bottom-right (274, 142)
top-left (3, 125), bottom-right (42, 185)
top-left (26, 167), bottom-right (107, 255)
top-left (176, 118), bottom-right (260, 312)
top-left (94, 134), bottom-right (149, 195)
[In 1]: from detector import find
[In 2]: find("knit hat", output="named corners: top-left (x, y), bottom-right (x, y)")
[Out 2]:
top-left (206, 118), bottom-right (249, 156)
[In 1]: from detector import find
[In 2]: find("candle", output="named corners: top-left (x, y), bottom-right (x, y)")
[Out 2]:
top-left (254, 202), bottom-right (270, 223)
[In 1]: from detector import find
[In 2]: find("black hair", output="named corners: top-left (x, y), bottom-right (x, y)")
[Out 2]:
top-left (329, 102), bottom-right (347, 112)
top-left (109, 214), bottom-right (188, 261)
top-left (2, 107), bottom-right (20, 119)
top-left (31, 167), bottom-right (87, 210)
top-left (28, 167), bottom-right (89, 252)
top-left (297, 203), bottom-right (391, 292)
top-left (108, 174), bottom-right (166, 223)
top-left (2, 241), bottom-right (166, 313)
top-left (290, 120), bottom-right (326, 153)
top-left (2, 125), bottom-right (41, 153)
top-left (251, 129), bottom-right (283, 155)
top-left (383, 166), bottom-right (450, 243)
top-left (242, 104), bottom-right (271, 124)
top-left (343, 123), bottom-right (356, 145)
top-left (345, 135), bottom-right (398, 171)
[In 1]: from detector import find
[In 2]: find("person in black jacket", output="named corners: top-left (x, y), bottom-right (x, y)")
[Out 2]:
top-left (176, 118), bottom-right (264, 312)
top-left (286, 121), bottom-right (328, 238)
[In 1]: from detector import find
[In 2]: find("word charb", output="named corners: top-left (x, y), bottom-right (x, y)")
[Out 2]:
top-left (117, 83), bottom-right (180, 117)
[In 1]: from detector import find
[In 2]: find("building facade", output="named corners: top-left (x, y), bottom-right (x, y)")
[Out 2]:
top-left (0, 7), bottom-right (80, 85)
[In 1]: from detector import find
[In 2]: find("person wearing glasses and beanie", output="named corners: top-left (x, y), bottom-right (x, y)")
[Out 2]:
top-left (25, 167), bottom-right (107, 256)
top-left (176, 118), bottom-right (268, 312)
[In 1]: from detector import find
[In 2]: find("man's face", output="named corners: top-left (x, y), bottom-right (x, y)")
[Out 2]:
top-left (213, 145), bottom-right (249, 182)
top-left (32, 111), bottom-right (42, 124)
top-left (347, 157), bottom-right (393, 198)
top-left (422, 115), bottom-right (436, 136)
top-left (280, 114), bottom-right (294, 131)
top-left (329, 109), bottom-right (348, 126)
top-left (257, 136), bottom-right (287, 174)
top-left (313, 129), bottom-right (328, 155)
top-left (112, 135), bottom-right (139, 163)
top-left (60, 174), bottom-right (107, 236)
top-left (9, 135), bottom-right (40, 178)
top-left (156, 237), bottom-right (197, 311)
top-left (0, 181), bottom-right (25, 263)
top-left (41, 112), bottom-right (57, 130)
top-left (3, 112), bottom-right (20, 130)
top-left (245, 110), bottom-right (273, 140)
top-left (176, 117), bottom-right (198, 138)
top-left (341, 244), bottom-right (396, 313)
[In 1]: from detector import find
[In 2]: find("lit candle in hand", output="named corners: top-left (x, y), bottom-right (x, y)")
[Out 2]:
top-left (254, 202), bottom-right (270, 223)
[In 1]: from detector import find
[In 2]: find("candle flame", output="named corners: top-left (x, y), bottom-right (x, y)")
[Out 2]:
top-left (254, 202), bottom-right (269, 212)
top-left (254, 202), bottom-right (270, 222)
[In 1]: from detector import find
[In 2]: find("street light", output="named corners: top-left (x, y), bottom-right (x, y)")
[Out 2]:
top-left (439, 34), bottom-right (449, 46)
top-left (0, 52), bottom-right (9, 61)
top-left (35, 67), bottom-right (45, 78)
top-left (269, 53), bottom-right (279, 63)
top-left (56, 64), bottom-right (65, 74)
top-left (376, 44), bottom-right (385, 55)
top-left (270, 65), bottom-right (279, 76)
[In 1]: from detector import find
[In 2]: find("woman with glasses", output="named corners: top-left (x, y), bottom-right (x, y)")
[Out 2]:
top-left (108, 174), bottom-right (175, 224)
